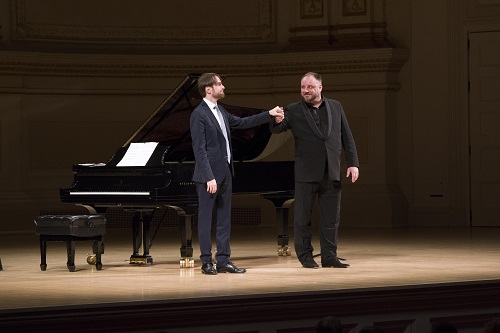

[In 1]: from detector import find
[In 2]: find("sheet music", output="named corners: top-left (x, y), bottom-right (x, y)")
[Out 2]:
top-left (116, 142), bottom-right (159, 167)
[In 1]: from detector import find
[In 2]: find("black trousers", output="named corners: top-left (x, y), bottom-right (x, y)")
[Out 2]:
top-left (293, 174), bottom-right (342, 264)
top-left (196, 164), bottom-right (232, 266)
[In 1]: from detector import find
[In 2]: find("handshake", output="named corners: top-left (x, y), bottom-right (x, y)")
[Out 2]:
top-left (269, 106), bottom-right (285, 123)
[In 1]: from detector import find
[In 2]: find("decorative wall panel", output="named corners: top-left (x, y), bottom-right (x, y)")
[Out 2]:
top-left (11, 0), bottom-right (275, 45)
top-left (466, 0), bottom-right (500, 18)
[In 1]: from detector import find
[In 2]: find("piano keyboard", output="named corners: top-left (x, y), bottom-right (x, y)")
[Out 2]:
top-left (69, 191), bottom-right (150, 196)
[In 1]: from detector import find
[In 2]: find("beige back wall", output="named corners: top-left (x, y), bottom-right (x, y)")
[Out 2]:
top-left (1, 0), bottom-right (500, 233)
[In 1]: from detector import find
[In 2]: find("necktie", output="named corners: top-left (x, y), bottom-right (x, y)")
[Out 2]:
top-left (215, 105), bottom-right (231, 163)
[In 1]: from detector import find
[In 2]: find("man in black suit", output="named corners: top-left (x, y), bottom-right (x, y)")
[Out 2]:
top-left (190, 73), bottom-right (283, 275)
top-left (271, 72), bottom-right (359, 269)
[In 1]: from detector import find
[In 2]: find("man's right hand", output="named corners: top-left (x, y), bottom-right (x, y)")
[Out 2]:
top-left (269, 106), bottom-right (284, 117)
top-left (207, 179), bottom-right (217, 193)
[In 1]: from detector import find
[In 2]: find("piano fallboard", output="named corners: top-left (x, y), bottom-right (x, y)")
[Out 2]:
top-left (60, 162), bottom-right (197, 208)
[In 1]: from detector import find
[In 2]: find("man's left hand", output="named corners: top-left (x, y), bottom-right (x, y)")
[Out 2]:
top-left (346, 167), bottom-right (359, 183)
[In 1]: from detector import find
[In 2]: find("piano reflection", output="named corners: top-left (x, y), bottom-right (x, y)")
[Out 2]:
top-left (60, 74), bottom-right (295, 267)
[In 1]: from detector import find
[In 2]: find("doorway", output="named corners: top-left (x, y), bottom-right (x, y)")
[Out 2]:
top-left (469, 30), bottom-right (500, 226)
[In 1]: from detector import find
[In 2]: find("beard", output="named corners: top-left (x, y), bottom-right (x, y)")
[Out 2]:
top-left (302, 93), bottom-right (318, 104)
top-left (214, 90), bottom-right (225, 100)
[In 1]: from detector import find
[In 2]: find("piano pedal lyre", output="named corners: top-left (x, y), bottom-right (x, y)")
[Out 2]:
top-left (130, 257), bottom-right (150, 265)
top-left (179, 257), bottom-right (194, 268)
top-left (278, 246), bottom-right (291, 256)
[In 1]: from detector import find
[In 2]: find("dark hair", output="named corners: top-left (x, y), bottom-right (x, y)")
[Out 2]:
top-left (302, 72), bottom-right (322, 84)
top-left (316, 316), bottom-right (343, 333)
top-left (197, 73), bottom-right (220, 97)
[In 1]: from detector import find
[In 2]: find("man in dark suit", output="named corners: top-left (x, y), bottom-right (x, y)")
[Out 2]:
top-left (270, 72), bottom-right (359, 269)
top-left (190, 73), bottom-right (283, 275)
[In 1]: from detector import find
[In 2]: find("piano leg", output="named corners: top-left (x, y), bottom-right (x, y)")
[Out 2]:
top-left (130, 211), bottom-right (153, 265)
top-left (261, 195), bottom-right (294, 256)
top-left (143, 213), bottom-right (152, 259)
top-left (166, 206), bottom-right (195, 269)
top-left (276, 206), bottom-right (291, 256)
top-left (179, 214), bottom-right (194, 268)
top-left (132, 212), bottom-right (141, 257)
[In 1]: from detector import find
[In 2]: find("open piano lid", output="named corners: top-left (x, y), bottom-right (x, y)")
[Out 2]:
top-left (110, 73), bottom-right (272, 165)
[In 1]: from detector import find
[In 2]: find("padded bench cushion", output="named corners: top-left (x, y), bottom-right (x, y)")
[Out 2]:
top-left (35, 215), bottom-right (106, 237)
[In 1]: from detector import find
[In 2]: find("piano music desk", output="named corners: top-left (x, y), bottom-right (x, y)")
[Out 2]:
top-left (34, 215), bottom-right (106, 272)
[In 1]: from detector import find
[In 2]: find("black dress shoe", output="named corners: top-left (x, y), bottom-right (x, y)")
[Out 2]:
top-left (301, 257), bottom-right (319, 269)
top-left (201, 263), bottom-right (217, 275)
top-left (217, 262), bottom-right (246, 273)
top-left (322, 257), bottom-right (350, 268)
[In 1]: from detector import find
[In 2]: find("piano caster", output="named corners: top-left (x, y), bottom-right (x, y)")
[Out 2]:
top-left (180, 258), bottom-right (194, 268)
top-left (278, 246), bottom-right (291, 256)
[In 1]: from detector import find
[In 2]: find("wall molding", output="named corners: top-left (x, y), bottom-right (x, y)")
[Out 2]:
top-left (0, 48), bottom-right (409, 78)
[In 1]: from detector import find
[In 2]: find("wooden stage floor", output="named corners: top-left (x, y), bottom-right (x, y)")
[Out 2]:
top-left (1, 226), bottom-right (500, 332)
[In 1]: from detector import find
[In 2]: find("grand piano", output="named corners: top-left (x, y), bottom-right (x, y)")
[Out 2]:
top-left (60, 74), bottom-right (295, 267)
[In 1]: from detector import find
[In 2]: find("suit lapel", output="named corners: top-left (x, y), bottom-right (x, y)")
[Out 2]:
top-left (324, 99), bottom-right (333, 137)
top-left (206, 103), bottom-right (232, 153)
top-left (202, 101), bottom-right (224, 136)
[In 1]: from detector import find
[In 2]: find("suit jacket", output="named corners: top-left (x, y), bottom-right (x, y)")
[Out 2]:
top-left (190, 101), bottom-right (271, 184)
top-left (270, 97), bottom-right (359, 182)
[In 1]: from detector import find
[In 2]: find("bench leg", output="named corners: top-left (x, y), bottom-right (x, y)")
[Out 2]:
top-left (66, 240), bottom-right (76, 272)
top-left (40, 238), bottom-right (47, 271)
top-left (93, 239), bottom-right (104, 270)
top-left (38, 235), bottom-right (104, 272)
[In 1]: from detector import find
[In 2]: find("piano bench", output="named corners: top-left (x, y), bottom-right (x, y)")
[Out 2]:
top-left (34, 215), bottom-right (106, 272)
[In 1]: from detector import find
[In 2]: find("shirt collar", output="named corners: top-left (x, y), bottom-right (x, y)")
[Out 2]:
top-left (305, 96), bottom-right (325, 109)
top-left (204, 98), bottom-right (217, 111)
